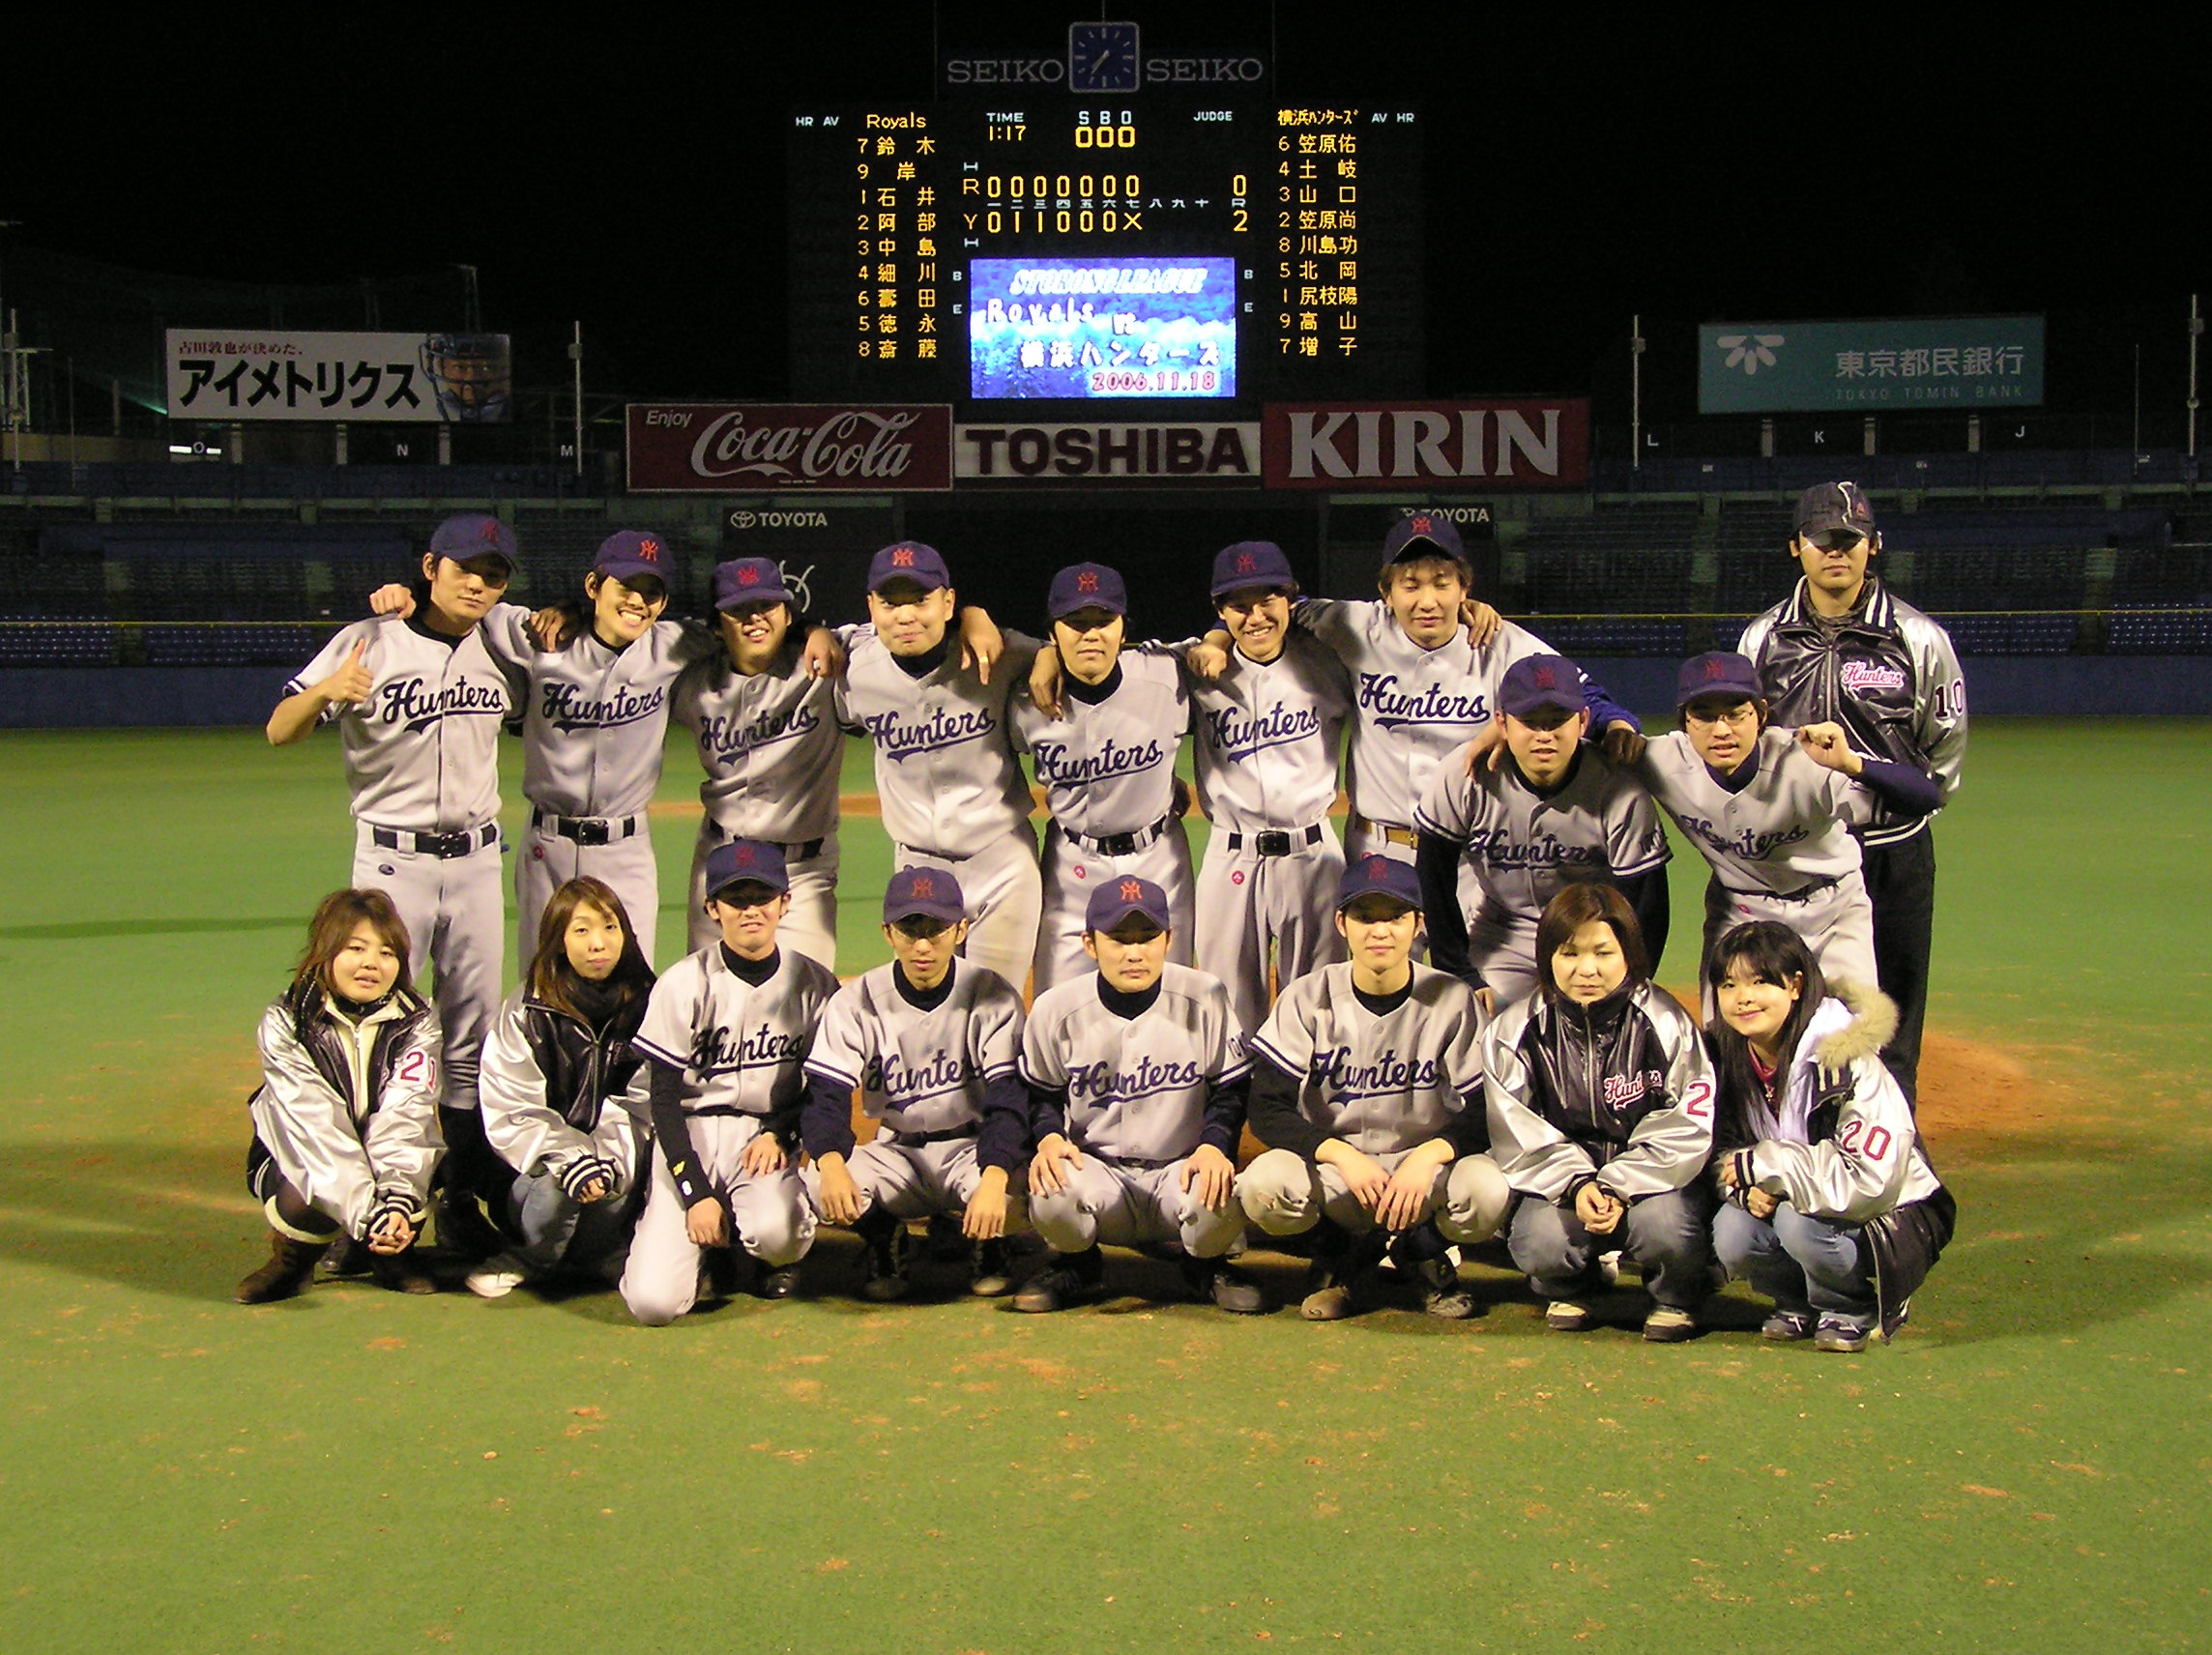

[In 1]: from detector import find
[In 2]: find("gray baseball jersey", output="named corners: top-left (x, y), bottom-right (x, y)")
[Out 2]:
top-left (1018, 963), bottom-right (1249, 1164)
top-left (804, 961), bottom-right (1025, 1137)
top-left (837, 627), bottom-right (1043, 858)
top-left (1189, 630), bottom-right (1353, 832)
top-left (631, 945), bottom-right (841, 1118)
top-left (287, 613), bottom-right (513, 830)
top-left (478, 610), bottom-right (712, 819)
top-left (1009, 648), bottom-right (1187, 838)
top-left (1249, 963), bottom-right (1487, 1156)
top-left (1414, 743), bottom-right (1670, 924)
top-left (1639, 728), bottom-right (1875, 895)
top-left (670, 646), bottom-right (845, 844)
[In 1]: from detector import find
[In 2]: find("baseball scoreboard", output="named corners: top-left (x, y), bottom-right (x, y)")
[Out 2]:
top-left (788, 96), bottom-right (1422, 409)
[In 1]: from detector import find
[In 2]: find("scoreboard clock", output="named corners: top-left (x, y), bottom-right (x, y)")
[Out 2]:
top-left (788, 93), bottom-right (1422, 414)
top-left (1067, 21), bottom-right (1141, 92)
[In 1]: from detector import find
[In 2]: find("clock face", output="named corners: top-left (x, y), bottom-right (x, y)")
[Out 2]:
top-left (1068, 21), bottom-right (1141, 93)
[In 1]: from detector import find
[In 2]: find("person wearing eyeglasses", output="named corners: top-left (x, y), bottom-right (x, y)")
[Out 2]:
top-left (1732, 484), bottom-right (1965, 1102)
top-left (1637, 653), bottom-right (1941, 1005)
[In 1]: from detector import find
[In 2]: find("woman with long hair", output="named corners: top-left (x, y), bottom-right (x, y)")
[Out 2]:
top-left (1705, 921), bottom-right (1954, 1351)
top-left (466, 877), bottom-right (656, 1298)
top-left (234, 889), bottom-right (444, 1302)
top-left (1484, 883), bottom-right (1718, 1341)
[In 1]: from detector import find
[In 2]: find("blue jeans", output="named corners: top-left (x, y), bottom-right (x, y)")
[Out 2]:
top-left (1714, 1202), bottom-right (1875, 1330)
top-left (1508, 1184), bottom-right (1716, 1311)
top-left (501, 1170), bottom-right (641, 1278)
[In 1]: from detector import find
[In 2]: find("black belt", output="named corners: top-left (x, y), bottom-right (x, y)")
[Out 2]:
top-left (886, 1122), bottom-right (980, 1146)
top-left (1723, 871), bottom-right (1846, 903)
top-left (1224, 823), bottom-right (1325, 857)
top-left (371, 824), bottom-right (499, 858)
top-left (1348, 813), bottom-right (1419, 849)
top-left (709, 823), bottom-right (826, 862)
top-left (1105, 1152), bottom-right (1180, 1171)
top-left (692, 1106), bottom-right (772, 1120)
top-left (533, 806), bottom-right (644, 847)
top-left (1060, 813), bottom-right (1175, 857)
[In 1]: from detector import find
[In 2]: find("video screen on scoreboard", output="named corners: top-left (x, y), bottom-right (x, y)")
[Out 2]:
top-left (968, 256), bottom-right (1236, 400)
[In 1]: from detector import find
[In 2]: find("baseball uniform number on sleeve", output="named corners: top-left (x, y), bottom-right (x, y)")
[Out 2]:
top-left (1837, 1118), bottom-right (1891, 1160)
top-left (397, 1052), bottom-right (436, 1088)
top-left (1682, 1079), bottom-right (1712, 1119)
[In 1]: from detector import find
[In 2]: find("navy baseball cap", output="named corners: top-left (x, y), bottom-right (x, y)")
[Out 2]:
top-left (713, 556), bottom-right (793, 610)
top-left (1794, 481), bottom-right (1878, 542)
top-left (1381, 508), bottom-right (1467, 568)
top-left (868, 540), bottom-right (952, 594)
top-left (1499, 653), bottom-right (1588, 719)
top-left (1210, 540), bottom-right (1297, 598)
top-left (884, 865), bottom-right (966, 926)
top-left (429, 512), bottom-right (517, 570)
top-left (1047, 562), bottom-right (1128, 619)
top-left (594, 530), bottom-right (673, 585)
top-left (1085, 875), bottom-right (1173, 935)
top-left (1336, 854), bottom-right (1424, 914)
top-left (704, 837), bottom-right (790, 899)
top-left (1675, 652), bottom-right (1765, 710)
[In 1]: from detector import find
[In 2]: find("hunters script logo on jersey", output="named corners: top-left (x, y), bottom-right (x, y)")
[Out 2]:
top-left (1203, 702), bottom-right (1322, 762)
top-left (862, 706), bottom-right (1002, 761)
top-left (1356, 672), bottom-right (1493, 732)
top-left (1839, 660), bottom-right (1909, 693)
top-left (865, 1048), bottom-right (975, 1106)
top-left (376, 675), bottom-right (507, 733)
top-left (538, 681), bottom-right (667, 733)
top-left (1465, 828), bottom-right (1609, 871)
top-left (1601, 1068), bottom-right (1666, 1112)
top-left (1310, 1046), bottom-right (1443, 1102)
top-left (697, 699), bottom-right (822, 764)
top-left (689, 1023), bottom-right (810, 1074)
top-left (1677, 816), bottom-right (1812, 860)
top-left (1030, 735), bottom-right (1165, 785)
top-left (1066, 1053), bottom-right (1207, 1102)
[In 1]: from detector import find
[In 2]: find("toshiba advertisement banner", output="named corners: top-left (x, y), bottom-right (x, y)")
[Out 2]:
top-left (626, 403), bottom-right (954, 493)
top-left (1263, 400), bottom-right (1590, 489)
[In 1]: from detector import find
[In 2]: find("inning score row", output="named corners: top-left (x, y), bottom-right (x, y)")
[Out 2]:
top-left (787, 101), bottom-right (1422, 407)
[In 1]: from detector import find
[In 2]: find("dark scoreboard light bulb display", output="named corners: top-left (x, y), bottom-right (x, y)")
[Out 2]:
top-left (787, 97), bottom-right (1421, 411)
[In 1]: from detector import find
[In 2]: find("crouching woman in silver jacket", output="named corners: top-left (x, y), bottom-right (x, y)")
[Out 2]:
top-left (235, 889), bottom-right (444, 1302)
top-left (1706, 919), bottom-right (1955, 1352)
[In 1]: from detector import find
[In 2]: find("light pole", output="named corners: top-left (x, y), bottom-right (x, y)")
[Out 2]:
top-left (2189, 293), bottom-right (2202, 460)
top-left (1631, 313), bottom-right (1646, 472)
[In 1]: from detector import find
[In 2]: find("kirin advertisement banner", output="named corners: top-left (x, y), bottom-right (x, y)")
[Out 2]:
top-left (627, 403), bottom-right (954, 493)
top-left (164, 330), bottom-right (512, 423)
top-left (1263, 400), bottom-right (1589, 489)
top-left (1698, 317), bottom-right (2046, 414)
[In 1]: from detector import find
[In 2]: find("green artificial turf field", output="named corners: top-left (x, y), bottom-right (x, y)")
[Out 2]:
top-left (0, 721), bottom-right (2205, 1653)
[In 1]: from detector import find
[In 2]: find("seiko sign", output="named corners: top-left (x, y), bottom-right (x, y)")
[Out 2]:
top-left (1262, 400), bottom-right (1591, 489)
top-left (626, 403), bottom-right (953, 493)
top-left (944, 55), bottom-right (1266, 84)
top-left (956, 422), bottom-right (1262, 483)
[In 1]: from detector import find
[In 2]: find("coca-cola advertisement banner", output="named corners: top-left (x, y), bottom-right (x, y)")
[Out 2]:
top-left (1262, 400), bottom-right (1590, 489)
top-left (626, 402), bottom-right (954, 493)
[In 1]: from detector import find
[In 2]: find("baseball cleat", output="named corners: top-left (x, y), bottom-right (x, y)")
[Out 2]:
top-left (859, 1219), bottom-right (911, 1302)
top-left (1014, 1245), bottom-right (1105, 1313)
top-left (1814, 1318), bottom-right (1873, 1353)
top-left (1643, 1305), bottom-right (1698, 1343)
top-left (1761, 1310), bottom-right (1817, 1342)
top-left (1412, 1256), bottom-right (1477, 1320)
top-left (1181, 1256), bottom-right (1269, 1315)
top-left (1545, 1299), bottom-right (1594, 1332)
top-left (968, 1237), bottom-right (1016, 1297)
top-left (756, 1263), bottom-right (803, 1300)
top-left (465, 1253), bottom-right (532, 1299)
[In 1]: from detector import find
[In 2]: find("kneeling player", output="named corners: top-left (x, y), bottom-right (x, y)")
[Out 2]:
top-left (1485, 885), bottom-right (1718, 1341)
top-left (234, 889), bottom-right (443, 1302)
top-left (1238, 857), bottom-right (1509, 1321)
top-left (1014, 877), bottom-right (1264, 1315)
top-left (802, 867), bottom-right (1030, 1300)
top-left (469, 877), bottom-right (654, 1299)
top-left (621, 841), bottom-right (839, 1325)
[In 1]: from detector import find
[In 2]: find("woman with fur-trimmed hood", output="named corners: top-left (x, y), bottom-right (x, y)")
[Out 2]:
top-left (1705, 920), bottom-right (1955, 1352)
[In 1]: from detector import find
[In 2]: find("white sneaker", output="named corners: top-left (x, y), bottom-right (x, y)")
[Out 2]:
top-left (466, 1253), bottom-right (531, 1299)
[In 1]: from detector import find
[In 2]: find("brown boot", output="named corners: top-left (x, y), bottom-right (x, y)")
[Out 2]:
top-left (371, 1242), bottom-right (439, 1295)
top-left (234, 1231), bottom-right (328, 1304)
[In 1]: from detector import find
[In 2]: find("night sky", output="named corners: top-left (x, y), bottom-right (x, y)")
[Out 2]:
top-left (16, 4), bottom-right (2209, 436)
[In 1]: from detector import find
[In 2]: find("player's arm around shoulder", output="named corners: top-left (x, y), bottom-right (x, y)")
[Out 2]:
top-left (1906, 604), bottom-right (1968, 798)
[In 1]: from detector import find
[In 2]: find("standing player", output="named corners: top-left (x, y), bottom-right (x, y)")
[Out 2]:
top-left (1014, 877), bottom-right (1263, 1315)
top-left (1238, 857), bottom-right (1509, 1321)
top-left (801, 867), bottom-right (1030, 1300)
top-left (1187, 540), bottom-right (1354, 1034)
top-left (1415, 654), bottom-right (1671, 1004)
top-left (1640, 653), bottom-right (1940, 998)
top-left (1191, 510), bottom-right (1642, 875)
top-left (621, 840), bottom-right (839, 1324)
top-left (1734, 482), bottom-right (1967, 1100)
top-left (1009, 562), bottom-right (1196, 994)
top-left (671, 557), bottom-right (847, 972)
top-left (838, 542), bottom-right (1043, 989)
top-left (270, 512), bottom-right (516, 1255)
